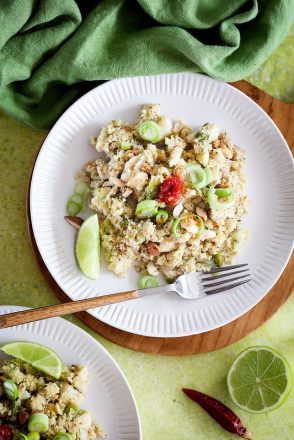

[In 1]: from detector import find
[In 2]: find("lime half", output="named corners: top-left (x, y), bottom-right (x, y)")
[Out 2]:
top-left (76, 214), bottom-right (100, 280)
top-left (0, 342), bottom-right (63, 379)
top-left (227, 346), bottom-right (293, 413)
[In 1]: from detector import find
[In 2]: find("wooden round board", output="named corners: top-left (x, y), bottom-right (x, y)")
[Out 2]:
top-left (27, 80), bottom-right (294, 355)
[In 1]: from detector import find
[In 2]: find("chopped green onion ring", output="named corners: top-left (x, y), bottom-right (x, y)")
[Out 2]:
top-left (67, 201), bottom-right (81, 216)
top-left (135, 200), bottom-right (158, 219)
top-left (52, 434), bottom-right (73, 440)
top-left (214, 187), bottom-right (232, 198)
top-left (156, 209), bottom-right (169, 225)
top-left (138, 275), bottom-right (159, 289)
top-left (3, 379), bottom-right (19, 400)
top-left (171, 214), bottom-right (204, 238)
top-left (203, 167), bottom-right (213, 185)
top-left (75, 180), bottom-right (88, 195)
top-left (27, 433), bottom-right (40, 440)
top-left (28, 413), bottom-right (49, 433)
top-left (14, 434), bottom-right (28, 440)
top-left (121, 141), bottom-right (131, 150)
top-left (186, 164), bottom-right (206, 189)
top-left (207, 185), bottom-right (236, 210)
top-left (137, 120), bottom-right (162, 142)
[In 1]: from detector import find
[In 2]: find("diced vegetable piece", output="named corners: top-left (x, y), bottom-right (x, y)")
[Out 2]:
top-left (14, 434), bottom-right (28, 440)
top-left (135, 200), bottom-right (158, 219)
top-left (28, 413), bottom-right (49, 433)
top-left (207, 186), bottom-right (235, 210)
top-left (27, 433), bottom-right (40, 440)
top-left (171, 214), bottom-right (204, 238)
top-left (203, 167), bottom-right (213, 185)
top-left (52, 434), bottom-right (73, 440)
top-left (156, 209), bottom-right (169, 225)
top-left (121, 141), bottom-right (131, 150)
top-left (214, 252), bottom-right (224, 267)
top-left (75, 180), bottom-right (88, 195)
top-left (215, 187), bottom-right (232, 198)
top-left (137, 120), bottom-right (162, 142)
top-left (138, 275), bottom-right (159, 289)
top-left (3, 379), bottom-right (19, 400)
top-left (145, 176), bottom-right (161, 200)
top-left (186, 164), bottom-right (207, 189)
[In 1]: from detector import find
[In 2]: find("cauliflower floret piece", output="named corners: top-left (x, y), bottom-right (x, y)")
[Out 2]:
top-left (59, 383), bottom-right (84, 407)
top-left (159, 238), bottom-right (177, 253)
top-left (29, 394), bottom-right (47, 412)
top-left (169, 146), bottom-right (183, 167)
top-left (43, 382), bottom-right (60, 399)
top-left (72, 366), bottom-right (88, 393)
top-left (140, 104), bottom-right (161, 121)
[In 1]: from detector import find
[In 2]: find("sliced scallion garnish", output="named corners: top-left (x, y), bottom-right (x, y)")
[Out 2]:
top-left (171, 214), bottom-right (204, 237)
top-left (28, 413), bottom-right (49, 433)
top-left (214, 187), bottom-right (232, 198)
top-left (135, 200), bottom-right (158, 219)
top-left (3, 379), bottom-right (18, 400)
top-left (207, 186), bottom-right (235, 210)
top-left (156, 209), bottom-right (169, 225)
top-left (138, 275), bottom-right (159, 289)
top-left (186, 164), bottom-right (206, 189)
top-left (137, 120), bottom-right (162, 142)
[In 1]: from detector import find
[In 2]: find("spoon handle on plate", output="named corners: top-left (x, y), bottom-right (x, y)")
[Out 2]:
top-left (0, 290), bottom-right (139, 329)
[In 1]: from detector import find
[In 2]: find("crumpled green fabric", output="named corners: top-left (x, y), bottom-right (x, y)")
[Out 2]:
top-left (0, 0), bottom-right (293, 130)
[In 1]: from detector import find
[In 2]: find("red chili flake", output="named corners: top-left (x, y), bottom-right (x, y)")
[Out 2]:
top-left (0, 425), bottom-right (13, 440)
top-left (158, 175), bottom-right (183, 206)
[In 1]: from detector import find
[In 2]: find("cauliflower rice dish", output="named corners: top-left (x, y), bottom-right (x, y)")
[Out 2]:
top-left (79, 104), bottom-right (249, 282)
top-left (0, 357), bottom-right (104, 439)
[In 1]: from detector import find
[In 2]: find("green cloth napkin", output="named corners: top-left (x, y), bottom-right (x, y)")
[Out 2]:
top-left (0, 0), bottom-right (293, 130)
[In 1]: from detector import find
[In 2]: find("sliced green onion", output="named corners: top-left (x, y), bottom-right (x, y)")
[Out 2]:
top-left (171, 214), bottom-right (204, 237)
top-left (214, 252), bottom-right (224, 268)
top-left (28, 413), bottom-right (49, 433)
top-left (52, 434), bottom-right (73, 440)
top-left (138, 275), bottom-right (159, 289)
top-left (67, 193), bottom-right (83, 216)
top-left (214, 187), bottom-right (232, 198)
top-left (75, 180), bottom-right (88, 195)
top-left (156, 209), bottom-right (169, 225)
top-left (186, 164), bottom-right (206, 189)
top-left (27, 433), bottom-right (40, 440)
top-left (135, 200), bottom-right (158, 219)
top-left (65, 403), bottom-right (79, 414)
top-left (207, 185), bottom-right (236, 211)
top-left (137, 120), bottom-right (162, 142)
top-left (3, 379), bottom-right (19, 400)
top-left (203, 167), bottom-right (213, 185)
top-left (13, 434), bottom-right (28, 440)
top-left (121, 141), bottom-right (131, 150)
top-left (144, 176), bottom-right (161, 200)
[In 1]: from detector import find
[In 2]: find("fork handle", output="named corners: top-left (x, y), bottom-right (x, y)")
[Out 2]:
top-left (0, 290), bottom-right (139, 329)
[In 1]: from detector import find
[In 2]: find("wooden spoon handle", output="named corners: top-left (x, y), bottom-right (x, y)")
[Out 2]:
top-left (0, 290), bottom-right (139, 329)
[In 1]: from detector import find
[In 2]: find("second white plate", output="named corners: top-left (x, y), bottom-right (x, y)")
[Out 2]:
top-left (0, 306), bottom-right (141, 439)
top-left (30, 73), bottom-right (294, 337)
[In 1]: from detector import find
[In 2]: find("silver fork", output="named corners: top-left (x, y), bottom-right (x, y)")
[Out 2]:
top-left (0, 264), bottom-right (250, 329)
top-left (139, 263), bottom-right (251, 300)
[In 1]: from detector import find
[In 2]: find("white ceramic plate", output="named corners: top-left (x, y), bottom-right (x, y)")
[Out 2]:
top-left (30, 73), bottom-right (294, 337)
top-left (0, 306), bottom-right (141, 439)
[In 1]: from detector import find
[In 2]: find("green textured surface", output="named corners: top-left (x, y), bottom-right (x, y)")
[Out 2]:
top-left (0, 29), bottom-right (293, 440)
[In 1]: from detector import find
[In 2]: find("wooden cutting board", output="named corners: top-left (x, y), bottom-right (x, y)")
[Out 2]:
top-left (27, 80), bottom-right (294, 355)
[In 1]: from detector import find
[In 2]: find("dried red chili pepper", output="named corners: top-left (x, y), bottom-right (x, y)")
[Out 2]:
top-left (182, 388), bottom-right (252, 439)
top-left (158, 175), bottom-right (183, 206)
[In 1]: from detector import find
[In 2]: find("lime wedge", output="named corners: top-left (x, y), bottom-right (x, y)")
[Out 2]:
top-left (76, 214), bottom-right (100, 280)
top-left (227, 346), bottom-right (293, 413)
top-left (0, 342), bottom-right (63, 379)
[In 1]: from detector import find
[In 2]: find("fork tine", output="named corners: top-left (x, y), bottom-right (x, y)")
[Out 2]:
top-left (202, 268), bottom-right (249, 282)
top-left (203, 274), bottom-right (250, 288)
top-left (204, 263), bottom-right (248, 274)
top-left (205, 279), bottom-right (251, 295)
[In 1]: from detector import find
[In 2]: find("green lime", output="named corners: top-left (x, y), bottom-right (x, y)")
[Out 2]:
top-left (0, 342), bottom-right (63, 379)
top-left (227, 346), bottom-right (293, 413)
top-left (76, 214), bottom-right (100, 280)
